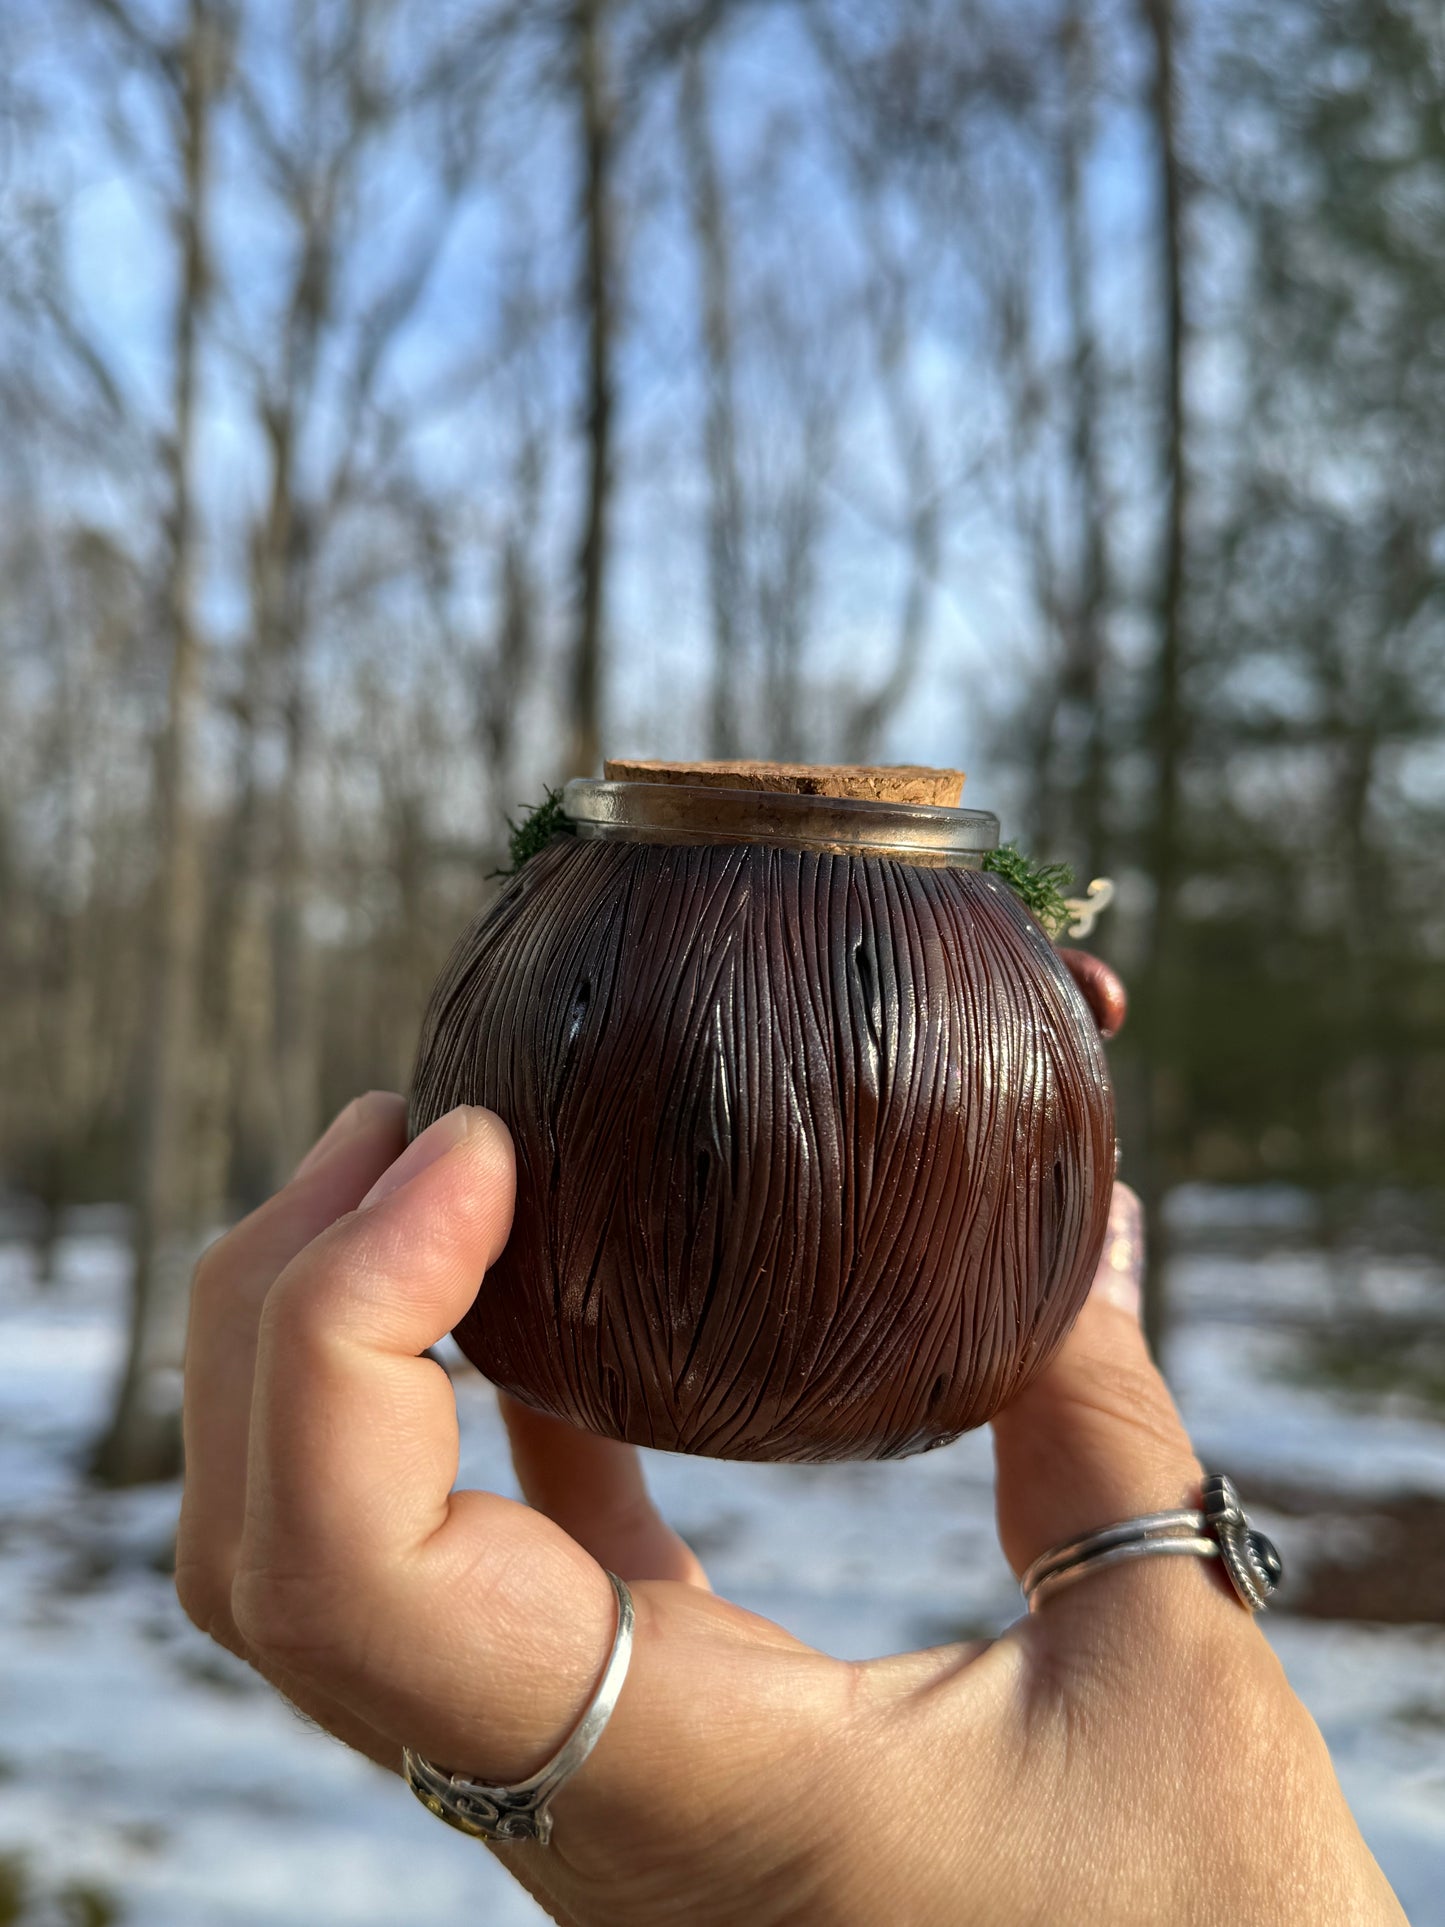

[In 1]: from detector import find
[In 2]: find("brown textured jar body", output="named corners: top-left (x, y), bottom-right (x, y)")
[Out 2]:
top-left (409, 836), bottom-right (1115, 1461)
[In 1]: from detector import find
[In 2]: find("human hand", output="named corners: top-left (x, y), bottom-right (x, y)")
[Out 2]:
top-left (177, 1095), bottom-right (1403, 1926)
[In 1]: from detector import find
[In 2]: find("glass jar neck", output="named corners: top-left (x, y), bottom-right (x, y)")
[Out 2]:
top-left (562, 779), bottom-right (999, 868)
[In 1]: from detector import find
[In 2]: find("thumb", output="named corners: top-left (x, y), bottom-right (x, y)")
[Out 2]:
top-left (991, 1184), bottom-right (1206, 1598)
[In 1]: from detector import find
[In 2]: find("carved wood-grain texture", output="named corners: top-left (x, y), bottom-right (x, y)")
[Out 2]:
top-left (409, 837), bottom-right (1115, 1461)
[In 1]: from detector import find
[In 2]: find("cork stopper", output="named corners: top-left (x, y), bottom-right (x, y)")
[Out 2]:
top-left (602, 759), bottom-right (965, 808)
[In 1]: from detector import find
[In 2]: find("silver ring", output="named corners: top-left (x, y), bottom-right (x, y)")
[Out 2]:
top-left (403, 1570), bottom-right (634, 1847)
top-left (1021, 1474), bottom-right (1283, 1614)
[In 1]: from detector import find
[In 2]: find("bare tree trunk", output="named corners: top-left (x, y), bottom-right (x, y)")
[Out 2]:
top-left (415, 424), bottom-right (543, 876)
top-left (238, 82), bottom-right (334, 1186)
top-left (842, 265), bottom-right (939, 763)
top-left (94, 0), bottom-right (216, 1485)
top-left (761, 463), bottom-right (818, 763)
top-left (199, 625), bottom-right (271, 1212)
top-left (32, 606), bottom-right (87, 1282)
top-left (680, 42), bottom-right (745, 760)
top-left (567, 0), bottom-right (616, 779)
top-left (256, 225), bottom-right (324, 1179)
top-left (1135, 0), bottom-right (1187, 1362)
top-left (482, 434), bottom-right (544, 835)
top-left (1056, 2), bottom-right (1109, 880)
top-left (270, 594), bottom-right (319, 1182)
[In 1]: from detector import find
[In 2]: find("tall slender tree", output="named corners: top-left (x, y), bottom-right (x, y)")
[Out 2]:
top-left (680, 37), bottom-right (745, 760)
top-left (94, 0), bottom-right (222, 1485)
top-left (568, 0), bottom-right (617, 778)
top-left (1049, 0), bottom-right (1110, 880)
top-left (1134, 0), bottom-right (1189, 1358)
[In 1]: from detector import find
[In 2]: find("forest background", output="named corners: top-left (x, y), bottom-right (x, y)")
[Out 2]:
top-left (1, 0), bottom-right (1442, 1525)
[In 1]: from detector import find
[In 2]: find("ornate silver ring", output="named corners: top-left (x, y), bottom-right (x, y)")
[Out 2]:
top-left (1020, 1473), bottom-right (1283, 1613)
top-left (403, 1569), bottom-right (634, 1847)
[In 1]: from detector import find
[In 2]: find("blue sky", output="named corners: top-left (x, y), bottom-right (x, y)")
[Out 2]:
top-left (8, 0), bottom-right (1182, 835)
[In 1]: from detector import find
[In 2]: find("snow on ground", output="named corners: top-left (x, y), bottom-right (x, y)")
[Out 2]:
top-left (0, 1223), bottom-right (1441, 1924)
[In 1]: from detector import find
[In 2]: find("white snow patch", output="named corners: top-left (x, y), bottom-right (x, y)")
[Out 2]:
top-left (0, 1225), bottom-right (1440, 1921)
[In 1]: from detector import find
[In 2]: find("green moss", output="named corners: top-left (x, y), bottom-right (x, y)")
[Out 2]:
top-left (494, 786), bottom-right (576, 878)
top-left (982, 844), bottom-right (1073, 938)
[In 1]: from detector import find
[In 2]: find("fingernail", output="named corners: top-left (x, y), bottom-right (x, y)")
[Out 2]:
top-left (357, 1107), bottom-right (476, 1211)
top-left (1090, 1185), bottom-right (1143, 1318)
top-left (292, 1093), bottom-right (388, 1181)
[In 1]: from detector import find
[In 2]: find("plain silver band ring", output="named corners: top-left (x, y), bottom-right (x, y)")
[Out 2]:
top-left (1020, 1476), bottom-right (1283, 1614)
top-left (1024, 1527), bottom-right (1219, 1609)
top-left (403, 1569), bottom-right (634, 1848)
